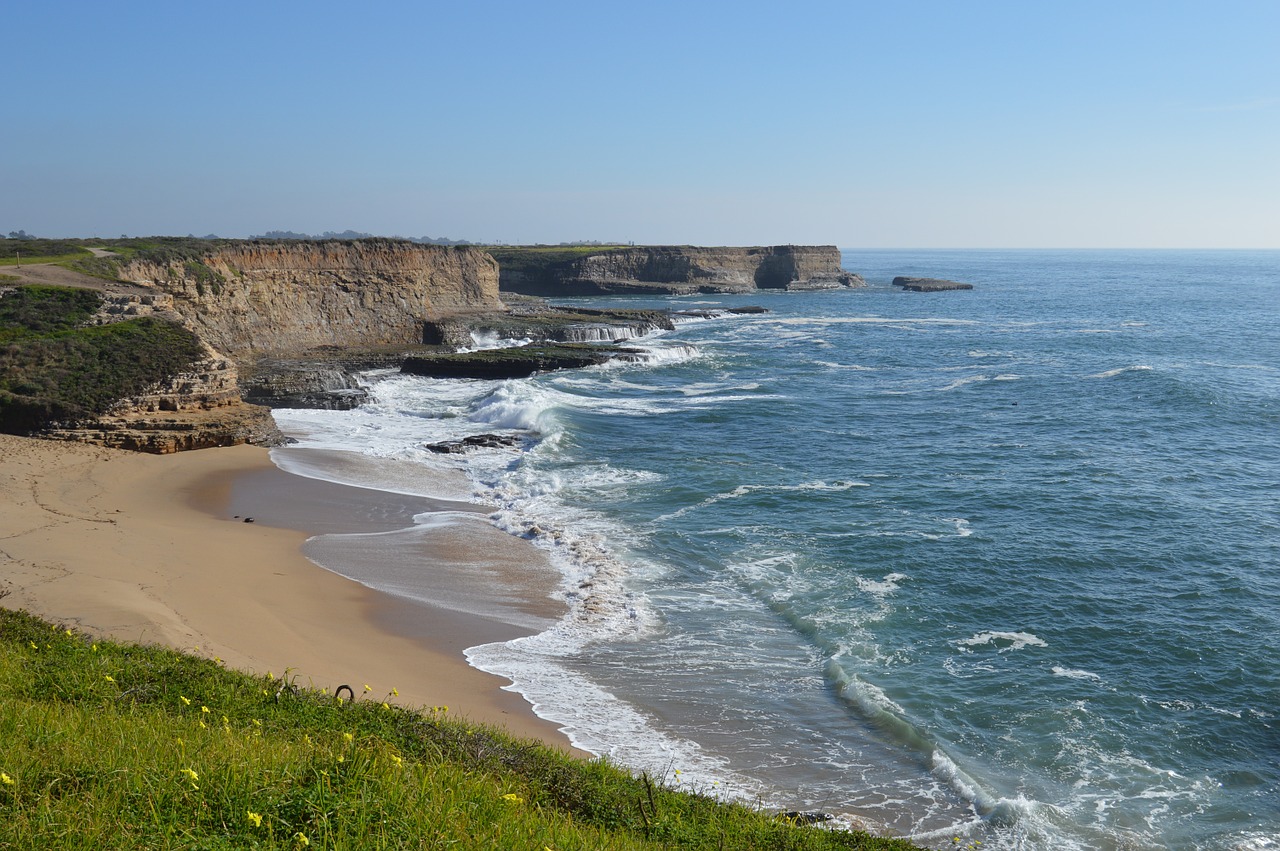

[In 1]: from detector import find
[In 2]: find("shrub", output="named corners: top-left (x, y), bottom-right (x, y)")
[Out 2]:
top-left (0, 286), bottom-right (206, 433)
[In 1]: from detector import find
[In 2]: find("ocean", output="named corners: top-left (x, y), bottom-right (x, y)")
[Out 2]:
top-left (268, 249), bottom-right (1279, 851)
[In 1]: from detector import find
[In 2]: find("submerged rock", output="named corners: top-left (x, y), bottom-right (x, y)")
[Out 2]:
top-left (423, 434), bottom-right (521, 454)
top-left (401, 343), bottom-right (635, 379)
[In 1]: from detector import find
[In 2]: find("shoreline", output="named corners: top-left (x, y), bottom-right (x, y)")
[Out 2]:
top-left (0, 433), bottom-right (578, 752)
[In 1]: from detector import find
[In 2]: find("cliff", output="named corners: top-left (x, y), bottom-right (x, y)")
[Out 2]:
top-left (490, 245), bottom-right (863, 296)
top-left (117, 240), bottom-right (503, 357)
top-left (36, 294), bottom-right (283, 453)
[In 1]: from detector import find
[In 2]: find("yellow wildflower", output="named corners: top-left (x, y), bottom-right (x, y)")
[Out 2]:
top-left (391, 687), bottom-right (399, 696)
top-left (104, 675), bottom-right (115, 683)
top-left (92, 643), bottom-right (98, 652)
top-left (1, 772), bottom-right (15, 786)
top-left (343, 732), bottom-right (354, 743)
top-left (337, 754), bottom-right (345, 763)
top-left (181, 768), bottom-right (199, 781)
top-left (295, 832), bottom-right (310, 846)
top-left (390, 754), bottom-right (403, 768)
top-left (381, 702), bottom-right (390, 710)
top-left (180, 696), bottom-right (191, 706)
top-left (247, 810), bottom-right (263, 828)
top-left (28, 641), bottom-right (36, 650)
top-left (501, 793), bottom-right (524, 804)
top-left (65, 629), bottom-right (73, 636)
top-left (201, 705), bottom-right (210, 714)
top-left (363, 683), bottom-right (371, 693)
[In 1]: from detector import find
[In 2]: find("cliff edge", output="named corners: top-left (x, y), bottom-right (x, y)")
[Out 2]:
top-left (118, 240), bottom-right (503, 357)
top-left (490, 245), bottom-right (863, 296)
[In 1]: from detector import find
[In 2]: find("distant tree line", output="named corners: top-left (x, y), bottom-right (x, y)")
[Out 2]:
top-left (249, 229), bottom-right (475, 246)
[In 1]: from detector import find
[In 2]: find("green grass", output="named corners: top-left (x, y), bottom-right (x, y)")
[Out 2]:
top-left (0, 251), bottom-right (93, 267)
top-left (0, 608), bottom-right (924, 850)
top-left (0, 239), bottom-right (92, 262)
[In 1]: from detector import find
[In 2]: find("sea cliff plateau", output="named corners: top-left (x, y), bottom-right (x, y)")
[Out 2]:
top-left (3, 239), bottom-right (863, 452)
top-left (490, 245), bottom-right (864, 296)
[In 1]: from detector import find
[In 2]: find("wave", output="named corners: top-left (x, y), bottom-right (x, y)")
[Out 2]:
top-left (1052, 666), bottom-right (1102, 681)
top-left (957, 631), bottom-right (1048, 652)
top-left (656, 479), bottom-right (870, 522)
top-left (1087, 365), bottom-right (1154, 379)
top-left (461, 330), bottom-right (533, 351)
top-left (856, 572), bottom-right (911, 597)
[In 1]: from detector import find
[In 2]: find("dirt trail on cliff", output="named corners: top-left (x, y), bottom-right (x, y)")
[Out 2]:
top-left (3, 255), bottom-right (150, 296)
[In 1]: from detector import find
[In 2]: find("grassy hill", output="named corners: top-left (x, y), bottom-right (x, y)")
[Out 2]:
top-left (0, 608), bottom-right (925, 849)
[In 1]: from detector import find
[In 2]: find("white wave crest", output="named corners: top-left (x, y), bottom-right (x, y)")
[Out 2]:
top-left (856, 572), bottom-right (910, 596)
top-left (1052, 666), bottom-right (1102, 681)
top-left (621, 342), bottom-right (701, 366)
top-left (462, 330), bottom-right (533, 351)
top-left (468, 382), bottom-right (564, 433)
top-left (957, 631), bottom-right (1048, 652)
top-left (657, 479), bottom-right (870, 522)
top-left (1088, 365), bottom-right (1154, 379)
top-left (938, 374), bottom-right (992, 392)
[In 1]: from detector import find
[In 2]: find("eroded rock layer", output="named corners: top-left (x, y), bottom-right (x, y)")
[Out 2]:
top-left (118, 241), bottom-right (503, 357)
top-left (496, 245), bottom-right (863, 296)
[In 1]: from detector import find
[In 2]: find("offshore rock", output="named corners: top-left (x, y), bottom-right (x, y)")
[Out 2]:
top-left (402, 343), bottom-right (637, 379)
top-left (423, 434), bottom-right (521, 454)
top-left (492, 245), bottom-right (863, 296)
top-left (424, 306), bottom-right (675, 350)
top-left (892, 276), bottom-right (974, 292)
top-left (238, 350), bottom-right (407, 410)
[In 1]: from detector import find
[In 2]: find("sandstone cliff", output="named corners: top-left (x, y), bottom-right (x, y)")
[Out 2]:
top-left (117, 240), bottom-right (503, 357)
top-left (36, 293), bottom-right (283, 453)
top-left (492, 245), bottom-right (863, 296)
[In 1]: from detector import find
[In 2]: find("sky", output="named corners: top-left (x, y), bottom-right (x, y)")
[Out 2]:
top-left (5, 1), bottom-right (1279, 248)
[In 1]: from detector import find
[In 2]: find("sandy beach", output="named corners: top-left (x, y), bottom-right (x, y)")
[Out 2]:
top-left (0, 433), bottom-right (575, 751)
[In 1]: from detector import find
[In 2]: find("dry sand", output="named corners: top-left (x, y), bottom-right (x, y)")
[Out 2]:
top-left (0, 433), bottom-right (576, 750)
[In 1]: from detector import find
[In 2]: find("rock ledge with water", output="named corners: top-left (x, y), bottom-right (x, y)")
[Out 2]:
top-left (892, 276), bottom-right (973, 292)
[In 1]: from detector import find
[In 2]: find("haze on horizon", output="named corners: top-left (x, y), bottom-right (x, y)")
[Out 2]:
top-left (5, 1), bottom-right (1278, 250)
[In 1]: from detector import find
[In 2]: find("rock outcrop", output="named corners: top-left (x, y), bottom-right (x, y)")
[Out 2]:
top-left (117, 240), bottom-right (503, 357)
top-left (493, 245), bottom-right (863, 296)
top-left (41, 340), bottom-right (282, 454)
top-left (892, 276), bottom-right (973, 292)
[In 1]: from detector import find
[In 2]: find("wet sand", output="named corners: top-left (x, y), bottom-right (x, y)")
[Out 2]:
top-left (0, 434), bottom-right (576, 751)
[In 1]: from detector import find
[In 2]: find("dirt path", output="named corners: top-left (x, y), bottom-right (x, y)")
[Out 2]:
top-left (3, 248), bottom-right (150, 295)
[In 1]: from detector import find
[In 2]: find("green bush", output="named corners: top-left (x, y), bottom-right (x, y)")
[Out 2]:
top-left (0, 286), bottom-right (206, 433)
top-left (0, 285), bottom-right (102, 335)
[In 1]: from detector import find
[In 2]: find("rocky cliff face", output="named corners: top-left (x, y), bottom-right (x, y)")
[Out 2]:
top-left (42, 334), bottom-right (283, 454)
top-left (118, 241), bottom-right (503, 357)
top-left (497, 245), bottom-right (863, 296)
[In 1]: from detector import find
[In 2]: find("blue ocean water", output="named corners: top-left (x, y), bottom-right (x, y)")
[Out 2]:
top-left (272, 250), bottom-right (1280, 850)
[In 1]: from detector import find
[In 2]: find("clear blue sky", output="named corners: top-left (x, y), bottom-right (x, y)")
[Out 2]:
top-left (6, 1), bottom-right (1278, 247)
